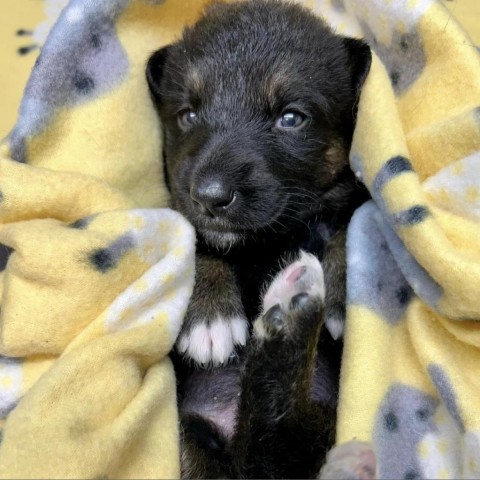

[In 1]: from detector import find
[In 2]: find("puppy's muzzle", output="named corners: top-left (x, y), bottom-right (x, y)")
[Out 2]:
top-left (190, 177), bottom-right (236, 217)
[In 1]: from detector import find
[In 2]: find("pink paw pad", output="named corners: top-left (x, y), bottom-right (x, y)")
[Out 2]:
top-left (262, 250), bottom-right (325, 313)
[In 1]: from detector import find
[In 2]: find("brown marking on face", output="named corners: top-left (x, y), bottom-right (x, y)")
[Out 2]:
top-left (265, 68), bottom-right (289, 108)
top-left (186, 66), bottom-right (204, 94)
top-left (323, 141), bottom-right (349, 181)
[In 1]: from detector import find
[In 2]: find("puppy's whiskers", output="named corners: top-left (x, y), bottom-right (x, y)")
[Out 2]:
top-left (280, 209), bottom-right (312, 231)
top-left (306, 138), bottom-right (334, 147)
top-left (270, 217), bottom-right (288, 232)
top-left (279, 186), bottom-right (321, 202)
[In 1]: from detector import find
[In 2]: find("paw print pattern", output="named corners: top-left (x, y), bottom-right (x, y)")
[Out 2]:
top-left (423, 151), bottom-right (480, 222)
top-left (0, 356), bottom-right (23, 419)
top-left (10, 0), bottom-right (131, 163)
top-left (309, 0), bottom-right (432, 83)
top-left (102, 210), bottom-right (196, 338)
top-left (331, 0), bottom-right (346, 13)
top-left (347, 202), bottom-right (416, 325)
top-left (360, 19), bottom-right (427, 94)
top-left (346, 0), bottom-right (432, 94)
top-left (69, 214), bottom-right (98, 230)
top-left (348, 157), bottom-right (443, 320)
top-left (416, 404), bottom-right (464, 479)
top-left (428, 364), bottom-right (465, 433)
top-left (88, 235), bottom-right (135, 274)
top-left (0, 188), bottom-right (12, 271)
top-left (373, 384), bottom-right (439, 480)
top-left (16, 0), bottom-right (70, 55)
top-left (0, 245), bottom-right (13, 272)
top-left (371, 155), bottom-right (431, 228)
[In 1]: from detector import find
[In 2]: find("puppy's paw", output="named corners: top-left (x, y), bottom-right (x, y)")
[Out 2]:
top-left (254, 251), bottom-right (324, 340)
top-left (177, 315), bottom-right (248, 365)
top-left (318, 441), bottom-right (377, 480)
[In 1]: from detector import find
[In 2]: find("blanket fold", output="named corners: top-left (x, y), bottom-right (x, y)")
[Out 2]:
top-left (0, 1), bottom-right (208, 477)
top-left (332, 1), bottom-right (480, 478)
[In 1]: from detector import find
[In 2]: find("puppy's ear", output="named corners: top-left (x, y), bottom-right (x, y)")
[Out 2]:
top-left (146, 45), bottom-right (171, 104)
top-left (343, 38), bottom-right (372, 97)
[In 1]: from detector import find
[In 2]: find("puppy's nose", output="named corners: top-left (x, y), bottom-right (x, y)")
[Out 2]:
top-left (190, 178), bottom-right (236, 216)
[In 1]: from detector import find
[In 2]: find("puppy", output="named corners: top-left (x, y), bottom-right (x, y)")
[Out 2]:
top-left (147, 0), bottom-right (371, 365)
top-left (147, 0), bottom-right (372, 477)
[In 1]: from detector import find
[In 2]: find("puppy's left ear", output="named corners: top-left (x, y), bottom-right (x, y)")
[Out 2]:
top-left (343, 38), bottom-right (372, 98)
top-left (146, 45), bottom-right (171, 104)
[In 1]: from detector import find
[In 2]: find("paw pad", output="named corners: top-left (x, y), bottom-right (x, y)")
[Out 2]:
top-left (290, 292), bottom-right (310, 310)
top-left (254, 251), bottom-right (324, 340)
top-left (262, 304), bottom-right (285, 336)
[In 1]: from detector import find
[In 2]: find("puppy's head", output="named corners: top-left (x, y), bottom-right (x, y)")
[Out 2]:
top-left (147, 0), bottom-right (371, 250)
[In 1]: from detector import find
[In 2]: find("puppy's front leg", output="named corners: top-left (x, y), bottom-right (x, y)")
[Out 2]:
top-left (231, 252), bottom-right (336, 479)
top-left (177, 253), bottom-right (248, 366)
top-left (322, 229), bottom-right (347, 340)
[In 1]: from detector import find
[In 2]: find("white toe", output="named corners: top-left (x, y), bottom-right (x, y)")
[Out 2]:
top-left (326, 314), bottom-right (344, 340)
top-left (230, 316), bottom-right (248, 346)
top-left (177, 334), bottom-right (190, 354)
top-left (210, 318), bottom-right (234, 364)
top-left (187, 322), bottom-right (212, 364)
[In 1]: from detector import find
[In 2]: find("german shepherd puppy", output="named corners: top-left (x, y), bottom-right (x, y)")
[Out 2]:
top-left (147, 1), bottom-right (372, 477)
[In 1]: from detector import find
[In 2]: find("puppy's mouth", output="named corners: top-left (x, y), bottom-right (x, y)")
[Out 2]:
top-left (200, 229), bottom-right (246, 250)
top-left (194, 217), bottom-right (255, 249)
top-left (171, 176), bottom-right (317, 250)
top-left (191, 201), bottom-right (292, 251)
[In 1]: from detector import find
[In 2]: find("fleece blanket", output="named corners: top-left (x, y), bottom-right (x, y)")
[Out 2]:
top-left (325, 1), bottom-right (480, 479)
top-left (0, 0), bottom-right (478, 479)
top-left (0, 1), bottom-right (208, 478)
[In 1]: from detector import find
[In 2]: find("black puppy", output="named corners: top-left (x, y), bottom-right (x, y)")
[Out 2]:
top-left (147, 0), bottom-right (371, 365)
top-left (147, 0), bottom-right (371, 477)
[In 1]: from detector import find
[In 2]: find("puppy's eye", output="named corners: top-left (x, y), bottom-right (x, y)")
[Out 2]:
top-left (178, 109), bottom-right (197, 129)
top-left (276, 111), bottom-right (307, 129)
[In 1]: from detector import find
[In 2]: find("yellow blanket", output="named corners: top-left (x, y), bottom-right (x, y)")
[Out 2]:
top-left (327, 1), bottom-right (480, 478)
top-left (0, 1), bottom-right (209, 477)
top-left (0, 0), bottom-right (479, 478)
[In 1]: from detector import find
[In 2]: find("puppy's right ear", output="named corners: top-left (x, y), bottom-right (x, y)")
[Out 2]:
top-left (146, 46), bottom-right (171, 104)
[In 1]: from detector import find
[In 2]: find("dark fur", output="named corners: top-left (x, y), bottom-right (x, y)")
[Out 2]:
top-left (146, 1), bottom-right (371, 477)
top-left (178, 292), bottom-right (343, 478)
